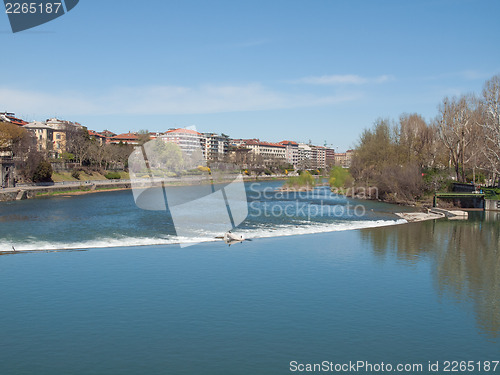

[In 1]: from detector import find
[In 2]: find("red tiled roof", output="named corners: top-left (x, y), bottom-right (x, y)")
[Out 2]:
top-left (88, 130), bottom-right (105, 138)
top-left (279, 140), bottom-right (298, 146)
top-left (111, 132), bottom-right (139, 140)
top-left (100, 130), bottom-right (116, 137)
top-left (3, 115), bottom-right (28, 126)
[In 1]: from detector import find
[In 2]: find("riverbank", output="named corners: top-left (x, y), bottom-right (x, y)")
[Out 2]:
top-left (0, 180), bottom-right (132, 201)
top-left (0, 175), bottom-right (287, 202)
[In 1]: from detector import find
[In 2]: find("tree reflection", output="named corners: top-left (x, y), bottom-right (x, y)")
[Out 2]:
top-left (359, 214), bottom-right (500, 338)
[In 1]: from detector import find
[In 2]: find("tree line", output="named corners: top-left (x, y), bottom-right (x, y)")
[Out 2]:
top-left (350, 74), bottom-right (500, 203)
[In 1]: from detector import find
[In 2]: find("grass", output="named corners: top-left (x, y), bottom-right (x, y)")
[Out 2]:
top-left (35, 185), bottom-right (130, 197)
top-left (483, 187), bottom-right (500, 200)
top-left (36, 187), bottom-right (93, 196)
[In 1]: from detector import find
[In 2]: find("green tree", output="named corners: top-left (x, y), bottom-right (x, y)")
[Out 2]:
top-left (32, 160), bottom-right (53, 183)
top-left (0, 121), bottom-right (27, 152)
top-left (329, 166), bottom-right (353, 189)
top-left (284, 170), bottom-right (315, 188)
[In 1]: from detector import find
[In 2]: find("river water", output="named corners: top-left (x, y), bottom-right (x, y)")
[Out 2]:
top-left (0, 181), bottom-right (498, 374)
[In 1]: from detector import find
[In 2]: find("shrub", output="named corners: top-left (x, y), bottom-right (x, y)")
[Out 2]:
top-left (373, 163), bottom-right (424, 203)
top-left (422, 168), bottom-right (454, 193)
top-left (284, 170), bottom-right (315, 188)
top-left (32, 160), bottom-right (53, 183)
top-left (105, 172), bottom-right (122, 180)
top-left (197, 165), bottom-right (211, 173)
top-left (466, 171), bottom-right (486, 184)
top-left (71, 169), bottom-right (81, 180)
top-left (484, 188), bottom-right (500, 200)
top-left (61, 152), bottom-right (75, 162)
top-left (329, 166), bottom-right (354, 189)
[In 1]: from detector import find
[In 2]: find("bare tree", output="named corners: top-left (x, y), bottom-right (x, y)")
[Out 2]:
top-left (437, 95), bottom-right (481, 182)
top-left (398, 113), bottom-right (439, 168)
top-left (66, 127), bottom-right (92, 166)
top-left (88, 140), bottom-right (109, 170)
top-left (479, 75), bottom-right (500, 185)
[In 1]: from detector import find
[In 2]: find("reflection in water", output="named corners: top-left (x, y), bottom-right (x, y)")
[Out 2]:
top-left (359, 214), bottom-right (500, 339)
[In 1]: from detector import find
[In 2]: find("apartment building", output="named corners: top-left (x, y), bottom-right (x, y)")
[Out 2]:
top-left (335, 150), bottom-right (354, 168)
top-left (203, 133), bottom-right (229, 161)
top-left (279, 141), bottom-right (299, 167)
top-left (24, 121), bottom-right (54, 153)
top-left (23, 118), bottom-right (87, 157)
top-left (160, 128), bottom-right (204, 156)
top-left (325, 147), bottom-right (336, 167)
top-left (297, 143), bottom-right (313, 169)
top-left (311, 146), bottom-right (327, 169)
top-left (242, 139), bottom-right (286, 165)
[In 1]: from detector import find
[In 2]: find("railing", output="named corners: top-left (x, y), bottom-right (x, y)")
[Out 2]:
top-left (16, 179), bottom-right (133, 188)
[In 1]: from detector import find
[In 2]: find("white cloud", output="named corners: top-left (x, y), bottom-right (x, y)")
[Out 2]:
top-left (290, 74), bottom-right (393, 85)
top-left (0, 83), bottom-right (360, 117)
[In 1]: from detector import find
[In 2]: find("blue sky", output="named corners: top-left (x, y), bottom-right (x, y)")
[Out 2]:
top-left (1, 0), bottom-right (500, 151)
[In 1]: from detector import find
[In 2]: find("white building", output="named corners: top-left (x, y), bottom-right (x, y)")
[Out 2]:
top-left (161, 128), bottom-right (205, 156)
top-left (297, 143), bottom-right (313, 168)
top-left (279, 141), bottom-right (299, 167)
top-left (203, 133), bottom-right (229, 161)
top-left (244, 140), bottom-right (286, 164)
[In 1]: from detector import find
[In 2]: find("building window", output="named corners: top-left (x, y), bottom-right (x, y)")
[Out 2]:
top-left (56, 134), bottom-right (61, 140)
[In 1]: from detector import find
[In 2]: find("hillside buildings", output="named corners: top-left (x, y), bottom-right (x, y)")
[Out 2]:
top-left (23, 118), bottom-right (86, 158)
top-left (2, 111), bottom-right (352, 186)
top-left (97, 127), bottom-right (344, 169)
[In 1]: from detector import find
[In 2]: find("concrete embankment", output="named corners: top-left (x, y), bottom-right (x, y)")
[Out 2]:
top-left (395, 208), bottom-right (469, 222)
top-left (0, 181), bottom-right (132, 202)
